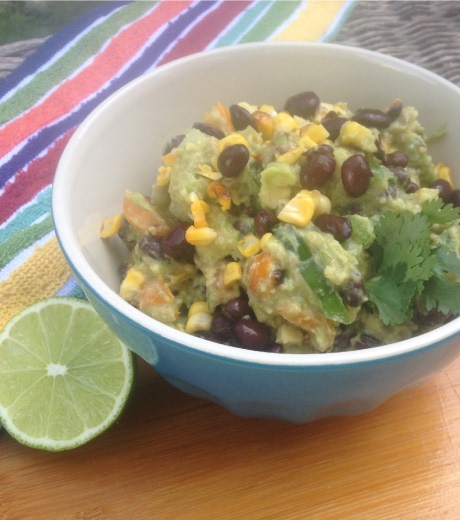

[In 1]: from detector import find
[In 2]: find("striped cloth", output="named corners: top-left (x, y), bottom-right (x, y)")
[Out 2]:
top-left (0, 0), bottom-right (355, 330)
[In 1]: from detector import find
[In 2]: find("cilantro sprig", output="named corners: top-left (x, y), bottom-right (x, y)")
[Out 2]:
top-left (365, 201), bottom-right (460, 326)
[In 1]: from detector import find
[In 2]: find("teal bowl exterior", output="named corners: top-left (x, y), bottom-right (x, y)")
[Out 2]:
top-left (53, 42), bottom-right (460, 423)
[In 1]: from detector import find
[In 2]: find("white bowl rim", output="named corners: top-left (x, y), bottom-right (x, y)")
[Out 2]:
top-left (53, 41), bottom-right (460, 368)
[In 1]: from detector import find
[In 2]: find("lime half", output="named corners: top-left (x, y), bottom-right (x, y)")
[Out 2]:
top-left (0, 297), bottom-right (135, 451)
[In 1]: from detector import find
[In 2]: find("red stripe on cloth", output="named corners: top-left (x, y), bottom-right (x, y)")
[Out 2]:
top-left (158, 0), bottom-right (253, 65)
top-left (0, 1), bottom-right (191, 159)
top-left (0, 129), bottom-right (75, 225)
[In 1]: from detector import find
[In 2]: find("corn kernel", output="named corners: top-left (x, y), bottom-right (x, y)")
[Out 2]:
top-left (156, 165), bottom-right (172, 186)
top-left (260, 232), bottom-right (273, 250)
top-left (191, 199), bottom-right (210, 228)
top-left (185, 225), bottom-right (217, 246)
top-left (310, 190), bottom-right (332, 217)
top-left (252, 110), bottom-right (274, 140)
top-left (298, 134), bottom-right (318, 152)
top-left (207, 181), bottom-right (232, 211)
top-left (217, 133), bottom-right (250, 154)
top-left (100, 213), bottom-right (122, 238)
top-left (259, 104), bottom-right (276, 116)
top-left (188, 301), bottom-right (210, 316)
top-left (185, 312), bottom-right (212, 334)
top-left (340, 121), bottom-right (377, 153)
top-left (273, 112), bottom-right (298, 133)
top-left (300, 123), bottom-right (330, 144)
top-left (276, 146), bottom-right (303, 165)
top-left (223, 262), bottom-right (242, 286)
top-left (238, 233), bottom-right (261, 258)
top-left (120, 268), bottom-right (145, 299)
top-left (277, 190), bottom-right (315, 227)
top-left (435, 163), bottom-right (454, 189)
top-left (197, 164), bottom-right (222, 181)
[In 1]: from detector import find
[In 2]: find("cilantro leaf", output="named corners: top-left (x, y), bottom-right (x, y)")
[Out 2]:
top-left (435, 246), bottom-right (460, 277)
top-left (421, 199), bottom-right (460, 225)
top-left (366, 264), bottom-right (418, 326)
top-left (373, 211), bottom-right (434, 281)
top-left (423, 274), bottom-right (460, 315)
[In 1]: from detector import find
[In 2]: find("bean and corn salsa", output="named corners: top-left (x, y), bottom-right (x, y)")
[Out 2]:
top-left (101, 91), bottom-right (460, 354)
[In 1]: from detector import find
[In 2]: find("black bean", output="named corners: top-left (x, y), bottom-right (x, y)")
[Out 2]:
top-left (322, 115), bottom-right (348, 141)
top-left (284, 91), bottom-right (320, 119)
top-left (233, 319), bottom-right (271, 350)
top-left (431, 179), bottom-right (452, 203)
top-left (305, 144), bottom-right (334, 158)
top-left (192, 122), bottom-right (225, 139)
top-left (341, 280), bottom-right (366, 307)
top-left (138, 235), bottom-right (164, 259)
top-left (384, 151), bottom-right (409, 168)
top-left (195, 330), bottom-right (221, 342)
top-left (405, 181), bottom-right (419, 194)
top-left (355, 332), bottom-right (380, 350)
top-left (161, 222), bottom-right (195, 261)
top-left (211, 313), bottom-right (233, 341)
top-left (217, 143), bottom-right (249, 177)
top-left (229, 104), bottom-right (257, 131)
top-left (163, 134), bottom-right (185, 154)
top-left (253, 209), bottom-right (278, 237)
top-left (264, 343), bottom-right (284, 353)
top-left (352, 108), bottom-right (391, 129)
top-left (451, 189), bottom-right (460, 207)
top-left (385, 99), bottom-right (403, 120)
top-left (341, 154), bottom-right (372, 197)
top-left (223, 297), bottom-right (252, 322)
top-left (233, 220), bottom-right (252, 236)
top-left (391, 166), bottom-right (410, 188)
top-left (300, 152), bottom-right (336, 190)
top-left (314, 213), bottom-right (352, 242)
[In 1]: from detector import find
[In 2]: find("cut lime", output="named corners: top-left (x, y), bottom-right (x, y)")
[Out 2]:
top-left (0, 297), bottom-right (135, 451)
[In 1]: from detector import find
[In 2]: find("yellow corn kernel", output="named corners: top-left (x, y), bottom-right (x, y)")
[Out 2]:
top-left (435, 163), bottom-right (454, 189)
top-left (277, 190), bottom-right (315, 227)
top-left (207, 181), bottom-right (232, 211)
top-left (340, 121), bottom-right (377, 153)
top-left (217, 133), bottom-right (250, 154)
top-left (298, 134), bottom-right (318, 152)
top-left (185, 312), bottom-right (213, 334)
top-left (260, 232), bottom-right (273, 250)
top-left (119, 268), bottom-right (145, 299)
top-left (259, 104), bottom-right (276, 115)
top-left (191, 199), bottom-right (210, 228)
top-left (276, 146), bottom-right (303, 165)
top-left (300, 123), bottom-right (330, 144)
top-left (273, 112), bottom-right (298, 133)
top-left (310, 190), bottom-right (332, 217)
top-left (252, 110), bottom-right (274, 140)
top-left (223, 262), bottom-right (242, 286)
top-left (185, 225), bottom-right (217, 246)
top-left (197, 163), bottom-right (222, 181)
top-left (237, 233), bottom-right (261, 258)
top-left (100, 213), bottom-right (122, 238)
top-left (188, 301), bottom-right (210, 316)
top-left (156, 165), bottom-right (172, 186)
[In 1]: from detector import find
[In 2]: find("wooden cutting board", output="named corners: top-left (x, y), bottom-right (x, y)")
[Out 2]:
top-left (2, 351), bottom-right (460, 520)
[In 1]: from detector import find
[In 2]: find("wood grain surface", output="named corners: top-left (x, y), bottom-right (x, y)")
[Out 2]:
top-left (2, 351), bottom-right (460, 520)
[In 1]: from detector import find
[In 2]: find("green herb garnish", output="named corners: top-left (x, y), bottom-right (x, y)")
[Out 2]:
top-left (366, 202), bottom-right (460, 326)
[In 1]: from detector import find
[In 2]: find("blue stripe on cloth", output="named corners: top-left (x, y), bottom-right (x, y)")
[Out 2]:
top-left (0, 1), bottom-right (129, 100)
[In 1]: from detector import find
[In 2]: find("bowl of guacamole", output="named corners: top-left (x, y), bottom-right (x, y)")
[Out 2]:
top-left (54, 42), bottom-right (460, 422)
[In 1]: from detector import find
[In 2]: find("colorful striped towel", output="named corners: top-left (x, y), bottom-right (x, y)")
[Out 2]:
top-left (0, 0), bottom-right (355, 330)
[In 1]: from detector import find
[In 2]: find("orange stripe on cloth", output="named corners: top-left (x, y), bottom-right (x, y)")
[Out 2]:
top-left (0, 1), bottom-right (191, 158)
top-left (0, 237), bottom-right (72, 330)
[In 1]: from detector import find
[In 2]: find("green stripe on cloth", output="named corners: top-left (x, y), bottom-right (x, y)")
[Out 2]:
top-left (238, 0), bottom-right (302, 43)
top-left (0, 214), bottom-right (53, 269)
top-left (213, 1), bottom-right (272, 47)
top-left (0, 1), bottom-right (154, 126)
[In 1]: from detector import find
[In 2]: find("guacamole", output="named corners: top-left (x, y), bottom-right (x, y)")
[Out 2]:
top-left (102, 92), bottom-right (460, 353)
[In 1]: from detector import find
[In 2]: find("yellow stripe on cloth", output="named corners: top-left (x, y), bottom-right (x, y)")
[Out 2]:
top-left (274, 0), bottom-right (348, 41)
top-left (0, 237), bottom-right (72, 330)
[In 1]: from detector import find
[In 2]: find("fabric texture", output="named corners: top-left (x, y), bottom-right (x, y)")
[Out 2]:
top-left (0, 0), bottom-right (356, 329)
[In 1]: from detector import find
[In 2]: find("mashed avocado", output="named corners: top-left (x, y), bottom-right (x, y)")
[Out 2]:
top-left (105, 93), bottom-right (460, 353)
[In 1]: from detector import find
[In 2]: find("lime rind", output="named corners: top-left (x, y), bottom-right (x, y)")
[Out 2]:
top-left (0, 297), bottom-right (135, 451)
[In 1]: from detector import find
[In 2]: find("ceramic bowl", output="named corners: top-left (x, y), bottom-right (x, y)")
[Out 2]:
top-left (53, 42), bottom-right (460, 423)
